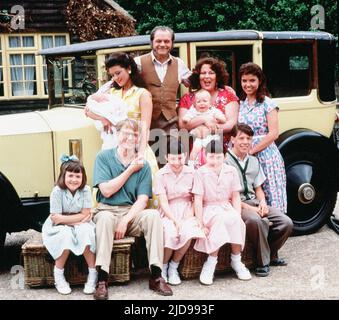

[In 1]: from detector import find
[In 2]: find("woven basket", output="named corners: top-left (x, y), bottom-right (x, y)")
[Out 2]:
top-left (21, 233), bottom-right (135, 288)
top-left (179, 239), bottom-right (255, 279)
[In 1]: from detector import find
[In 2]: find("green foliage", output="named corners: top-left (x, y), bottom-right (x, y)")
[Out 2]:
top-left (117, 0), bottom-right (337, 37)
top-left (117, 0), bottom-right (338, 79)
top-left (0, 9), bottom-right (11, 23)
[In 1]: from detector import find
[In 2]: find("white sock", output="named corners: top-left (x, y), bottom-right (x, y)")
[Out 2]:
top-left (207, 255), bottom-right (218, 265)
top-left (231, 253), bottom-right (241, 263)
top-left (163, 263), bottom-right (168, 271)
top-left (88, 267), bottom-right (97, 274)
top-left (54, 266), bottom-right (64, 274)
top-left (169, 260), bottom-right (179, 270)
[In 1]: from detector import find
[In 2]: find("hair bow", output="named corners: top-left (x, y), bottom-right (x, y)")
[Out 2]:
top-left (60, 154), bottom-right (79, 164)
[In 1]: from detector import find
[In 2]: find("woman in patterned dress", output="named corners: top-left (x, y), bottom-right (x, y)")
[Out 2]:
top-left (178, 57), bottom-right (239, 165)
top-left (238, 62), bottom-right (287, 213)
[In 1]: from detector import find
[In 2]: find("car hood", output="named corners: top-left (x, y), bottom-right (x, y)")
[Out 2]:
top-left (0, 107), bottom-right (100, 198)
top-left (0, 107), bottom-right (92, 136)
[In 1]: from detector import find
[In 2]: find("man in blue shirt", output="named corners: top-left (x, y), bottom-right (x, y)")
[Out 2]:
top-left (93, 119), bottom-right (172, 299)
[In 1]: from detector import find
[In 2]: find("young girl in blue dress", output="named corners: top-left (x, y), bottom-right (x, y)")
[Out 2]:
top-left (238, 62), bottom-right (287, 213)
top-left (42, 155), bottom-right (97, 295)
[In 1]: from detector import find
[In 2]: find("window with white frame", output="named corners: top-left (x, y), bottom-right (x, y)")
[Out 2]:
top-left (0, 38), bottom-right (3, 97)
top-left (9, 53), bottom-right (37, 96)
top-left (8, 35), bottom-right (37, 96)
top-left (0, 33), bottom-right (69, 99)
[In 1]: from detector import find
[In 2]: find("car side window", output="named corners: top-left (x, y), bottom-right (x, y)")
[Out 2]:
top-left (263, 42), bottom-right (313, 98)
top-left (317, 40), bottom-right (336, 102)
top-left (194, 45), bottom-right (252, 92)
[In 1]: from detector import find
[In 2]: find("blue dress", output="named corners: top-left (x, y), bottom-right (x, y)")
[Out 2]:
top-left (238, 96), bottom-right (287, 213)
top-left (42, 185), bottom-right (96, 259)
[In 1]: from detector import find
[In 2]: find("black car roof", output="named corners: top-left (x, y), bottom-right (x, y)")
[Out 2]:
top-left (38, 30), bottom-right (335, 57)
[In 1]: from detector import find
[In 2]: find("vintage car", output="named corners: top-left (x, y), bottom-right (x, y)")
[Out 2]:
top-left (0, 30), bottom-right (338, 259)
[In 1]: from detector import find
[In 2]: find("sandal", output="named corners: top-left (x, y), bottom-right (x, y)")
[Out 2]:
top-left (270, 257), bottom-right (287, 266)
top-left (255, 265), bottom-right (270, 277)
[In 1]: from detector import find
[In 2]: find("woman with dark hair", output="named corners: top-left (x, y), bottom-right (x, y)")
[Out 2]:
top-left (178, 57), bottom-right (239, 158)
top-left (85, 52), bottom-right (159, 206)
top-left (238, 62), bottom-right (287, 213)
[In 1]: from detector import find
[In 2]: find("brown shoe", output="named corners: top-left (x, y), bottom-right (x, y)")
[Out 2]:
top-left (149, 277), bottom-right (173, 296)
top-left (93, 281), bottom-right (108, 300)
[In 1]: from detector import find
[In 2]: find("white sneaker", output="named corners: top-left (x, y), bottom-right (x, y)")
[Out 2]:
top-left (168, 267), bottom-right (181, 285)
top-left (54, 270), bottom-right (72, 295)
top-left (230, 260), bottom-right (252, 281)
top-left (83, 269), bottom-right (98, 294)
top-left (161, 267), bottom-right (168, 283)
top-left (199, 261), bottom-right (216, 285)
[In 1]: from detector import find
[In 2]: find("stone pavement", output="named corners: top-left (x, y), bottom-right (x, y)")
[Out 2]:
top-left (0, 196), bottom-right (338, 300)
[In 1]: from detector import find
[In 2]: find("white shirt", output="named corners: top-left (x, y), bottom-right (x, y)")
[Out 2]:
top-left (228, 150), bottom-right (250, 169)
top-left (134, 51), bottom-right (191, 83)
top-left (97, 52), bottom-right (191, 92)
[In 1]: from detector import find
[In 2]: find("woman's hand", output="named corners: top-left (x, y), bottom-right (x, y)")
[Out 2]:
top-left (101, 118), bottom-right (113, 134)
top-left (204, 117), bottom-right (218, 132)
top-left (50, 213), bottom-right (64, 225)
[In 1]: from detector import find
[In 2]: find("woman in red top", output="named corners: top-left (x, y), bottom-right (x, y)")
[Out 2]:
top-left (178, 57), bottom-right (239, 159)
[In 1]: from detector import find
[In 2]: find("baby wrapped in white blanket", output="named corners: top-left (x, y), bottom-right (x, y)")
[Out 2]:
top-left (86, 93), bottom-right (129, 149)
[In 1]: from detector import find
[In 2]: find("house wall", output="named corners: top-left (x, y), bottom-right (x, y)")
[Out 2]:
top-left (0, 1), bottom-right (70, 113)
top-left (0, 0), bottom-right (68, 32)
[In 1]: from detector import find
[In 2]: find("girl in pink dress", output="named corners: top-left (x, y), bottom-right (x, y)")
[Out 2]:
top-left (154, 140), bottom-right (205, 285)
top-left (192, 140), bottom-right (252, 285)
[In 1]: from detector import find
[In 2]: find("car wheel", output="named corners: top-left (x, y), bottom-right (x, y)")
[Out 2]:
top-left (284, 151), bottom-right (337, 235)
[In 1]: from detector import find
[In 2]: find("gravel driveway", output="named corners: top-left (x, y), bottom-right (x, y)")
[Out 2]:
top-left (1, 196), bottom-right (338, 300)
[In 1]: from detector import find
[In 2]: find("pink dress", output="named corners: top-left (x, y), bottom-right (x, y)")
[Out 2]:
top-left (192, 164), bottom-right (246, 254)
top-left (154, 164), bottom-right (205, 250)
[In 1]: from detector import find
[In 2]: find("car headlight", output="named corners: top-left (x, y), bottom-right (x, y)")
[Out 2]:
top-left (69, 139), bottom-right (83, 161)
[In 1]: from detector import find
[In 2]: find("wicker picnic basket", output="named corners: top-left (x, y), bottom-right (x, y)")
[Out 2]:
top-left (21, 233), bottom-right (135, 287)
top-left (179, 239), bottom-right (255, 279)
